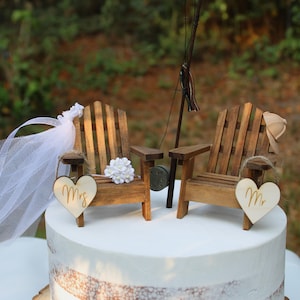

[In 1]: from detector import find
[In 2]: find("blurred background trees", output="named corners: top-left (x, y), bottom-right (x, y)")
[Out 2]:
top-left (1, 0), bottom-right (300, 136)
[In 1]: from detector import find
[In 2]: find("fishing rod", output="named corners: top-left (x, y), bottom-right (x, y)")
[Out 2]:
top-left (166, 0), bottom-right (203, 208)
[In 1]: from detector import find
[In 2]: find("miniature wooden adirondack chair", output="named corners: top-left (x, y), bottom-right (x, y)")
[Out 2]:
top-left (169, 102), bottom-right (276, 230)
top-left (61, 100), bottom-right (163, 226)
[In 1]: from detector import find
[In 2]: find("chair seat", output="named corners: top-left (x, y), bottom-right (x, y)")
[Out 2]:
top-left (194, 172), bottom-right (239, 186)
top-left (91, 176), bottom-right (146, 206)
top-left (185, 174), bottom-right (241, 209)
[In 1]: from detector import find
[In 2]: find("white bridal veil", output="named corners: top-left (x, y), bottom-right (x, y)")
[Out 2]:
top-left (0, 103), bottom-right (84, 243)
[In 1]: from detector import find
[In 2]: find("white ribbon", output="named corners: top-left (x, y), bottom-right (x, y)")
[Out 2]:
top-left (0, 103), bottom-right (84, 243)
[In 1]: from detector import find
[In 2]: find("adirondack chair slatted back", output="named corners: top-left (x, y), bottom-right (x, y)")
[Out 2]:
top-left (73, 101), bottom-right (130, 174)
top-left (207, 102), bottom-right (270, 176)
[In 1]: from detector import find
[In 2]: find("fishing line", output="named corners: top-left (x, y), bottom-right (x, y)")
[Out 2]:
top-left (158, 77), bottom-right (181, 149)
top-left (158, 0), bottom-right (191, 149)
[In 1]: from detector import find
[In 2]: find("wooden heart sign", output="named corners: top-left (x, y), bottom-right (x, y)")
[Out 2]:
top-left (53, 175), bottom-right (97, 218)
top-left (235, 178), bottom-right (280, 224)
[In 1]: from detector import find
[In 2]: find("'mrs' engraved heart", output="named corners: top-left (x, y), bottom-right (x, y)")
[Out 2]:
top-left (235, 178), bottom-right (280, 224)
top-left (53, 175), bottom-right (97, 218)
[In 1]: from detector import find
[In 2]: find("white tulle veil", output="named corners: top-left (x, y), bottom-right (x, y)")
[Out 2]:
top-left (0, 103), bottom-right (84, 243)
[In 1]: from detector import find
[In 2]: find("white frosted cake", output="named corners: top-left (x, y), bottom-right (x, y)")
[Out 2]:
top-left (46, 180), bottom-right (287, 300)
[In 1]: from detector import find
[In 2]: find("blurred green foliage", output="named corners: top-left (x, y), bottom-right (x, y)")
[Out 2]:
top-left (1, 0), bottom-right (300, 137)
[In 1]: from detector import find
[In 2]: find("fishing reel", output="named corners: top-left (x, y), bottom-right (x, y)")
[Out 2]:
top-left (150, 165), bottom-right (170, 191)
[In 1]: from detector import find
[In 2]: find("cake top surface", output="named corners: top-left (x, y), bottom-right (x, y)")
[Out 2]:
top-left (46, 180), bottom-right (286, 258)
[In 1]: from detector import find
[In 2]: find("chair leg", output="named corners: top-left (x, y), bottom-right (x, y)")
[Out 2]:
top-left (177, 198), bottom-right (189, 218)
top-left (177, 158), bottom-right (194, 219)
top-left (141, 160), bottom-right (152, 221)
top-left (76, 213), bottom-right (84, 227)
top-left (142, 173), bottom-right (151, 221)
top-left (243, 213), bottom-right (253, 230)
top-left (142, 199), bottom-right (151, 221)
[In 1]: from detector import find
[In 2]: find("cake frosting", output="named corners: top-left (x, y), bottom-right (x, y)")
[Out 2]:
top-left (46, 180), bottom-right (286, 299)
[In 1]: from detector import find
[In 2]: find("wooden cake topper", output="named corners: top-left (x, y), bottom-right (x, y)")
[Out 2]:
top-left (235, 178), bottom-right (280, 224)
top-left (53, 175), bottom-right (97, 218)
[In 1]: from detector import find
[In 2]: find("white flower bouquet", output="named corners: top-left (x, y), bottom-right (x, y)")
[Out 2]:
top-left (104, 157), bottom-right (135, 184)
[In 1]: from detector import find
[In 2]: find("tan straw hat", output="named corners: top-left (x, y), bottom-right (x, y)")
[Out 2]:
top-left (263, 111), bottom-right (287, 154)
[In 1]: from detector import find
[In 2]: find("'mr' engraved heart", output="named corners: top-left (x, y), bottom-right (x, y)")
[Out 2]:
top-left (53, 175), bottom-right (97, 218)
top-left (235, 178), bottom-right (280, 224)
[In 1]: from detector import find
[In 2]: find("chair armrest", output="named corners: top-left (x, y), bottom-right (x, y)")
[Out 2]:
top-left (130, 145), bottom-right (163, 161)
top-left (61, 152), bottom-right (85, 165)
top-left (169, 144), bottom-right (211, 161)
